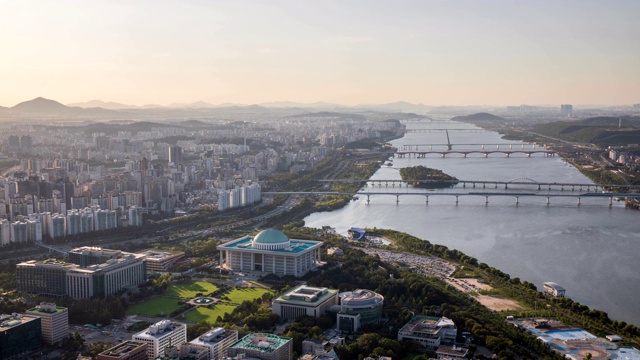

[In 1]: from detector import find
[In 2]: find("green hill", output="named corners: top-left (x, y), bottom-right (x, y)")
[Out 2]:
top-left (534, 116), bottom-right (640, 147)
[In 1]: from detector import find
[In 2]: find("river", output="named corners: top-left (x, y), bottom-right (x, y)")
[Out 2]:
top-left (305, 121), bottom-right (640, 326)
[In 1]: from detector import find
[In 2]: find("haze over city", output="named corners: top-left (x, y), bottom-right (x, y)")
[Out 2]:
top-left (2, 2), bottom-right (640, 359)
top-left (1, 0), bottom-right (639, 107)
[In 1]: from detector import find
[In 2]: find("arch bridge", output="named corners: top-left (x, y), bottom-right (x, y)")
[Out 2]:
top-left (395, 150), bottom-right (556, 158)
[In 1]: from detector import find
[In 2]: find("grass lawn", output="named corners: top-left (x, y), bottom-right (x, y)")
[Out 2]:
top-left (223, 288), bottom-right (274, 304)
top-left (165, 281), bottom-right (219, 299)
top-left (127, 297), bottom-right (182, 317)
top-left (184, 304), bottom-right (238, 323)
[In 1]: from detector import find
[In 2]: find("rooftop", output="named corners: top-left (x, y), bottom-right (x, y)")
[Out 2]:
top-left (339, 289), bottom-right (384, 307)
top-left (0, 313), bottom-right (40, 332)
top-left (253, 228), bottom-right (289, 244)
top-left (275, 285), bottom-right (338, 305)
top-left (99, 340), bottom-right (147, 357)
top-left (133, 320), bottom-right (185, 339)
top-left (218, 235), bottom-right (322, 254)
top-left (230, 333), bottom-right (291, 353)
top-left (27, 302), bottom-right (66, 314)
top-left (399, 316), bottom-right (456, 335)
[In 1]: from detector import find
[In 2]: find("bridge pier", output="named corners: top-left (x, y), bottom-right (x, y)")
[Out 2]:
top-left (483, 183), bottom-right (486, 189)
top-left (495, 183), bottom-right (498, 189)
top-left (441, 153), bottom-right (446, 158)
top-left (572, 185), bottom-right (575, 191)
top-left (527, 153), bottom-right (531, 157)
top-left (577, 197), bottom-right (581, 206)
top-left (546, 197), bottom-right (550, 206)
top-left (538, 184), bottom-right (541, 190)
top-left (505, 153), bottom-right (510, 158)
top-left (473, 183), bottom-right (476, 188)
top-left (549, 185), bottom-right (552, 191)
top-left (561, 185), bottom-right (564, 191)
top-left (455, 196), bottom-right (459, 205)
top-left (609, 197), bottom-right (613, 207)
top-left (505, 184), bottom-right (508, 189)
top-left (425, 196), bottom-right (429, 205)
top-left (579, 186), bottom-right (582, 191)
top-left (481, 144), bottom-right (485, 149)
top-left (516, 197), bottom-right (519, 205)
top-left (463, 183), bottom-right (466, 188)
top-left (485, 196), bottom-right (489, 204)
top-left (484, 153), bottom-right (489, 158)
top-left (396, 195), bottom-right (400, 204)
top-left (509, 144), bottom-right (513, 149)
top-left (366, 195), bottom-right (370, 205)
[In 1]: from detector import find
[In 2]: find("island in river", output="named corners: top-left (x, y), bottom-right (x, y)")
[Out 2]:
top-left (399, 165), bottom-right (459, 188)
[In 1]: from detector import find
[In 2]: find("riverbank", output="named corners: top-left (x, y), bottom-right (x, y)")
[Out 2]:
top-left (361, 228), bottom-right (640, 347)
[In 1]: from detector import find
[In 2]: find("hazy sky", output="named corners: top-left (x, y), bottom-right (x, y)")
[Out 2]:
top-left (1, 0), bottom-right (639, 107)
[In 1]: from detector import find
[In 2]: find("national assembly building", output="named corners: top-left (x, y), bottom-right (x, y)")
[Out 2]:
top-left (217, 229), bottom-right (323, 277)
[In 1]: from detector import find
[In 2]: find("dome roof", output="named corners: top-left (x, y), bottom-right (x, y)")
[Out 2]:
top-left (253, 229), bottom-right (289, 244)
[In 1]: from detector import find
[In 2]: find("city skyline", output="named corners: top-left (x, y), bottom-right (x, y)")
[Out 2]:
top-left (2, 0), bottom-right (639, 107)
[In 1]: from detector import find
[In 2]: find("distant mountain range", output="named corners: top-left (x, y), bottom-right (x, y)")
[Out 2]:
top-left (65, 99), bottom-right (432, 111)
top-left (6, 97), bottom-right (115, 116)
top-left (0, 97), bottom-right (435, 120)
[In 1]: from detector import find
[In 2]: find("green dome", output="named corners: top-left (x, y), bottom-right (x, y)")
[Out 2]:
top-left (253, 229), bottom-right (289, 244)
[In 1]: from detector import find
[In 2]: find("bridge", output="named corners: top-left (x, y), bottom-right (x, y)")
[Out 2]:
top-left (318, 178), bottom-right (640, 192)
top-left (405, 128), bottom-right (491, 133)
top-left (262, 191), bottom-right (640, 207)
top-left (395, 150), bottom-right (556, 158)
top-left (402, 143), bottom-right (543, 150)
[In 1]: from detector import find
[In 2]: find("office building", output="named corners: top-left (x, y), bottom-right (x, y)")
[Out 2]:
top-left (227, 333), bottom-right (293, 360)
top-left (336, 289), bottom-right (384, 332)
top-left (17, 249), bottom-right (146, 298)
top-left (273, 285), bottom-right (338, 321)
top-left (162, 343), bottom-right (209, 360)
top-left (132, 320), bottom-right (187, 360)
top-left (188, 327), bottom-right (238, 359)
top-left (169, 146), bottom-right (183, 166)
top-left (138, 250), bottom-right (185, 273)
top-left (397, 315), bottom-right (457, 349)
top-left (97, 340), bottom-right (148, 360)
top-left (0, 313), bottom-right (42, 359)
top-left (217, 229), bottom-right (322, 277)
top-left (26, 302), bottom-right (69, 345)
top-left (560, 104), bottom-right (573, 117)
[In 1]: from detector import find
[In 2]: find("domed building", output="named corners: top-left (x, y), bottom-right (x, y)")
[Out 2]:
top-left (217, 229), bottom-right (323, 277)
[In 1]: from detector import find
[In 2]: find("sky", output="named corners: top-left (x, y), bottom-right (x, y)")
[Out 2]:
top-left (1, 0), bottom-right (639, 107)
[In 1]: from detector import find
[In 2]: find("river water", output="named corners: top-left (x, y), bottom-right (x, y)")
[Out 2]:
top-left (305, 122), bottom-right (640, 326)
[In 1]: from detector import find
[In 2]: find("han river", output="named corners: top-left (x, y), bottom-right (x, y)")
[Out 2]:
top-left (305, 121), bottom-right (640, 326)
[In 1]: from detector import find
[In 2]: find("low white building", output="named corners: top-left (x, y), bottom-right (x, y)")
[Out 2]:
top-left (132, 320), bottom-right (187, 360)
top-left (273, 285), bottom-right (339, 321)
top-left (397, 316), bottom-right (457, 349)
top-left (543, 282), bottom-right (566, 297)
